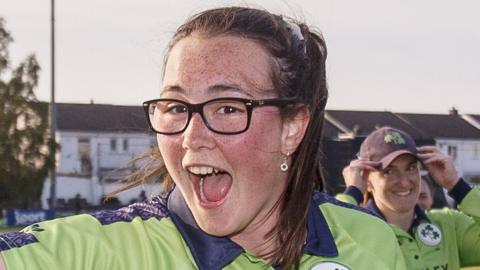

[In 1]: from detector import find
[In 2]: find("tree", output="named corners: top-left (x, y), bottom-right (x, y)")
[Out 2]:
top-left (0, 18), bottom-right (54, 208)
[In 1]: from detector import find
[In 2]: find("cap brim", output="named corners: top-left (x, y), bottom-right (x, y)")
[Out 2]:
top-left (379, 150), bottom-right (419, 170)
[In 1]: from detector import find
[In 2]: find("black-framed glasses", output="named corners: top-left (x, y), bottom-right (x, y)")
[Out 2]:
top-left (142, 97), bottom-right (297, 135)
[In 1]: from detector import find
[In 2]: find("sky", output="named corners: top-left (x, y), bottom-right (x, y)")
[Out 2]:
top-left (1, 0), bottom-right (479, 114)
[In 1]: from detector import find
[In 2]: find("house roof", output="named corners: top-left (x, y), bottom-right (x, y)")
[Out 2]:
top-left (56, 103), bottom-right (149, 133)
top-left (468, 114), bottom-right (480, 125)
top-left (396, 113), bottom-right (480, 139)
top-left (325, 110), bottom-right (428, 139)
top-left (322, 119), bottom-right (344, 139)
top-left (50, 102), bottom-right (480, 140)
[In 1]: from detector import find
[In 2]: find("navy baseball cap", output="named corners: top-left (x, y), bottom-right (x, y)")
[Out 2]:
top-left (359, 127), bottom-right (418, 170)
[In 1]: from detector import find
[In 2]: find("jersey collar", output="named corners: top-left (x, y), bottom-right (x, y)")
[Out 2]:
top-left (408, 205), bottom-right (431, 234)
top-left (364, 200), bottom-right (431, 235)
top-left (364, 199), bottom-right (386, 220)
top-left (167, 188), bottom-right (243, 270)
top-left (167, 188), bottom-right (338, 270)
top-left (304, 191), bottom-right (339, 257)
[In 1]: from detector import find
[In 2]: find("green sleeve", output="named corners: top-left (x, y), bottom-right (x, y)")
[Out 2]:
top-left (0, 214), bottom-right (190, 270)
top-left (335, 193), bottom-right (359, 206)
top-left (1, 215), bottom-right (120, 270)
top-left (454, 188), bottom-right (480, 267)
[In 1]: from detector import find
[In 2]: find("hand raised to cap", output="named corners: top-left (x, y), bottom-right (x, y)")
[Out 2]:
top-left (417, 146), bottom-right (459, 191)
top-left (342, 159), bottom-right (381, 194)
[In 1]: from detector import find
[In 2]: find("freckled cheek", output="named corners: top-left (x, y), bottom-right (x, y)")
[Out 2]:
top-left (217, 125), bottom-right (280, 155)
top-left (157, 136), bottom-right (183, 170)
top-left (224, 128), bottom-right (280, 177)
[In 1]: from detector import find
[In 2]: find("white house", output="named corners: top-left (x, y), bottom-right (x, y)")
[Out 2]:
top-left (459, 113), bottom-right (480, 188)
top-left (396, 111), bottom-right (480, 188)
top-left (41, 103), bottom-right (160, 208)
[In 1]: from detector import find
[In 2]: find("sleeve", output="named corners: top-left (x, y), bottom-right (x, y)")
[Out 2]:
top-left (0, 214), bottom-right (122, 270)
top-left (453, 187), bottom-right (480, 267)
top-left (335, 186), bottom-right (362, 206)
top-left (448, 178), bottom-right (472, 204)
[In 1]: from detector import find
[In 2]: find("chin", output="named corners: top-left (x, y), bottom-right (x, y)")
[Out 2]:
top-left (194, 212), bottom-right (234, 235)
top-left (198, 221), bottom-right (233, 237)
top-left (393, 203), bottom-right (416, 213)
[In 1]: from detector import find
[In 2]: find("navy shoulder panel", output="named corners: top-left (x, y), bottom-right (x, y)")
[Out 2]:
top-left (92, 194), bottom-right (170, 225)
top-left (0, 231), bottom-right (38, 252)
top-left (312, 191), bottom-right (382, 219)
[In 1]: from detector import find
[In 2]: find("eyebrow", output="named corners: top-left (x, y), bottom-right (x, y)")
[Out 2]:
top-left (161, 83), bottom-right (254, 97)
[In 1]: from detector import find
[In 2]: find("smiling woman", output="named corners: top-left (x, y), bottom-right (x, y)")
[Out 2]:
top-left (339, 126), bottom-right (480, 269)
top-left (1, 7), bottom-right (406, 270)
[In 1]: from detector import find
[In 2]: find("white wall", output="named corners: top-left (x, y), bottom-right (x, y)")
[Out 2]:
top-left (435, 139), bottom-right (480, 205)
top-left (436, 139), bottom-right (480, 180)
top-left (42, 130), bottom-right (161, 208)
top-left (41, 176), bottom-right (163, 208)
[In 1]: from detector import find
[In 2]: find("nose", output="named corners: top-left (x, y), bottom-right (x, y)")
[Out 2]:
top-left (182, 113), bottom-right (216, 150)
top-left (397, 171), bottom-right (415, 187)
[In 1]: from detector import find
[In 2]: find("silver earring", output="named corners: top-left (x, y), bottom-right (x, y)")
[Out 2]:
top-left (280, 152), bottom-right (289, 172)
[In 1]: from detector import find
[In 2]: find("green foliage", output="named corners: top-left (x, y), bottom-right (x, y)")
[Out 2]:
top-left (0, 18), bottom-right (55, 208)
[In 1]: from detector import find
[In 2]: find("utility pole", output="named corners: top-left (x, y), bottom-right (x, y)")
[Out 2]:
top-left (49, 0), bottom-right (57, 210)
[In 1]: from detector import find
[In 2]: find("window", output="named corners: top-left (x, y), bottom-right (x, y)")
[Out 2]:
top-left (110, 138), bottom-right (117, 151)
top-left (123, 139), bottom-right (129, 151)
top-left (78, 138), bottom-right (92, 175)
top-left (447, 145), bottom-right (457, 161)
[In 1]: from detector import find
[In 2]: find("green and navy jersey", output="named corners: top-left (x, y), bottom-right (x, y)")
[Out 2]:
top-left (1, 189), bottom-right (406, 270)
top-left (339, 179), bottom-right (480, 270)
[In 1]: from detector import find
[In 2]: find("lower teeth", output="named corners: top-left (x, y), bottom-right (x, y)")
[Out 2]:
top-left (199, 177), bottom-right (206, 201)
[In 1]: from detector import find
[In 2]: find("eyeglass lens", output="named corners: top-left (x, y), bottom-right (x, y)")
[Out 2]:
top-left (148, 99), bottom-right (249, 134)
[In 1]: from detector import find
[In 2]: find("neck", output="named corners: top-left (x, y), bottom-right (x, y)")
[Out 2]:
top-left (230, 213), bottom-right (279, 261)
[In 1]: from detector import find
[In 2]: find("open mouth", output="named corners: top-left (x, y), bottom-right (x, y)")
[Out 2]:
top-left (187, 166), bottom-right (232, 207)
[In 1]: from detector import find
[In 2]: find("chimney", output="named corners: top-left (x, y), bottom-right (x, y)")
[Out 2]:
top-left (448, 106), bottom-right (458, 115)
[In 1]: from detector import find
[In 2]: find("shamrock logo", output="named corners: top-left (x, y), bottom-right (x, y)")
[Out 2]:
top-left (420, 224), bottom-right (440, 240)
top-left (417, 223), bottom-right (442, 246)
top-left (384, 131), bottom-right (406, 145)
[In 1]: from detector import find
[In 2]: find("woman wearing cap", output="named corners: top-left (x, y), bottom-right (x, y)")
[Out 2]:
top-left (338, 126), bottom-right (480, 270)
top-left (0, 7), bottom-right (407, 270)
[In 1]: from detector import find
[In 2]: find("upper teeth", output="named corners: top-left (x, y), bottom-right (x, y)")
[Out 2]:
top-left (395, 190), bottom-right (410, 196)
top-left (189, 166), bottom-right (219, 175)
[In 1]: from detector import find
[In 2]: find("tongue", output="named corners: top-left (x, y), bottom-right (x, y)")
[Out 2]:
top-left (201, 173), bottom-right (232, 202)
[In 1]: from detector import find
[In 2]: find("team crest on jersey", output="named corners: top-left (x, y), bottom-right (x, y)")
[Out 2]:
top-left (310, 262), bottom-right (351, 270)
top-left (417, 223), bottom-right (442, 246)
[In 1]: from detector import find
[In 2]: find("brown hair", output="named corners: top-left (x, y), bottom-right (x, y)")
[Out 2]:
top-left (120, 7), bottom-right (328, 269)
top-left (421, 174), bottom-right (435, 198)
